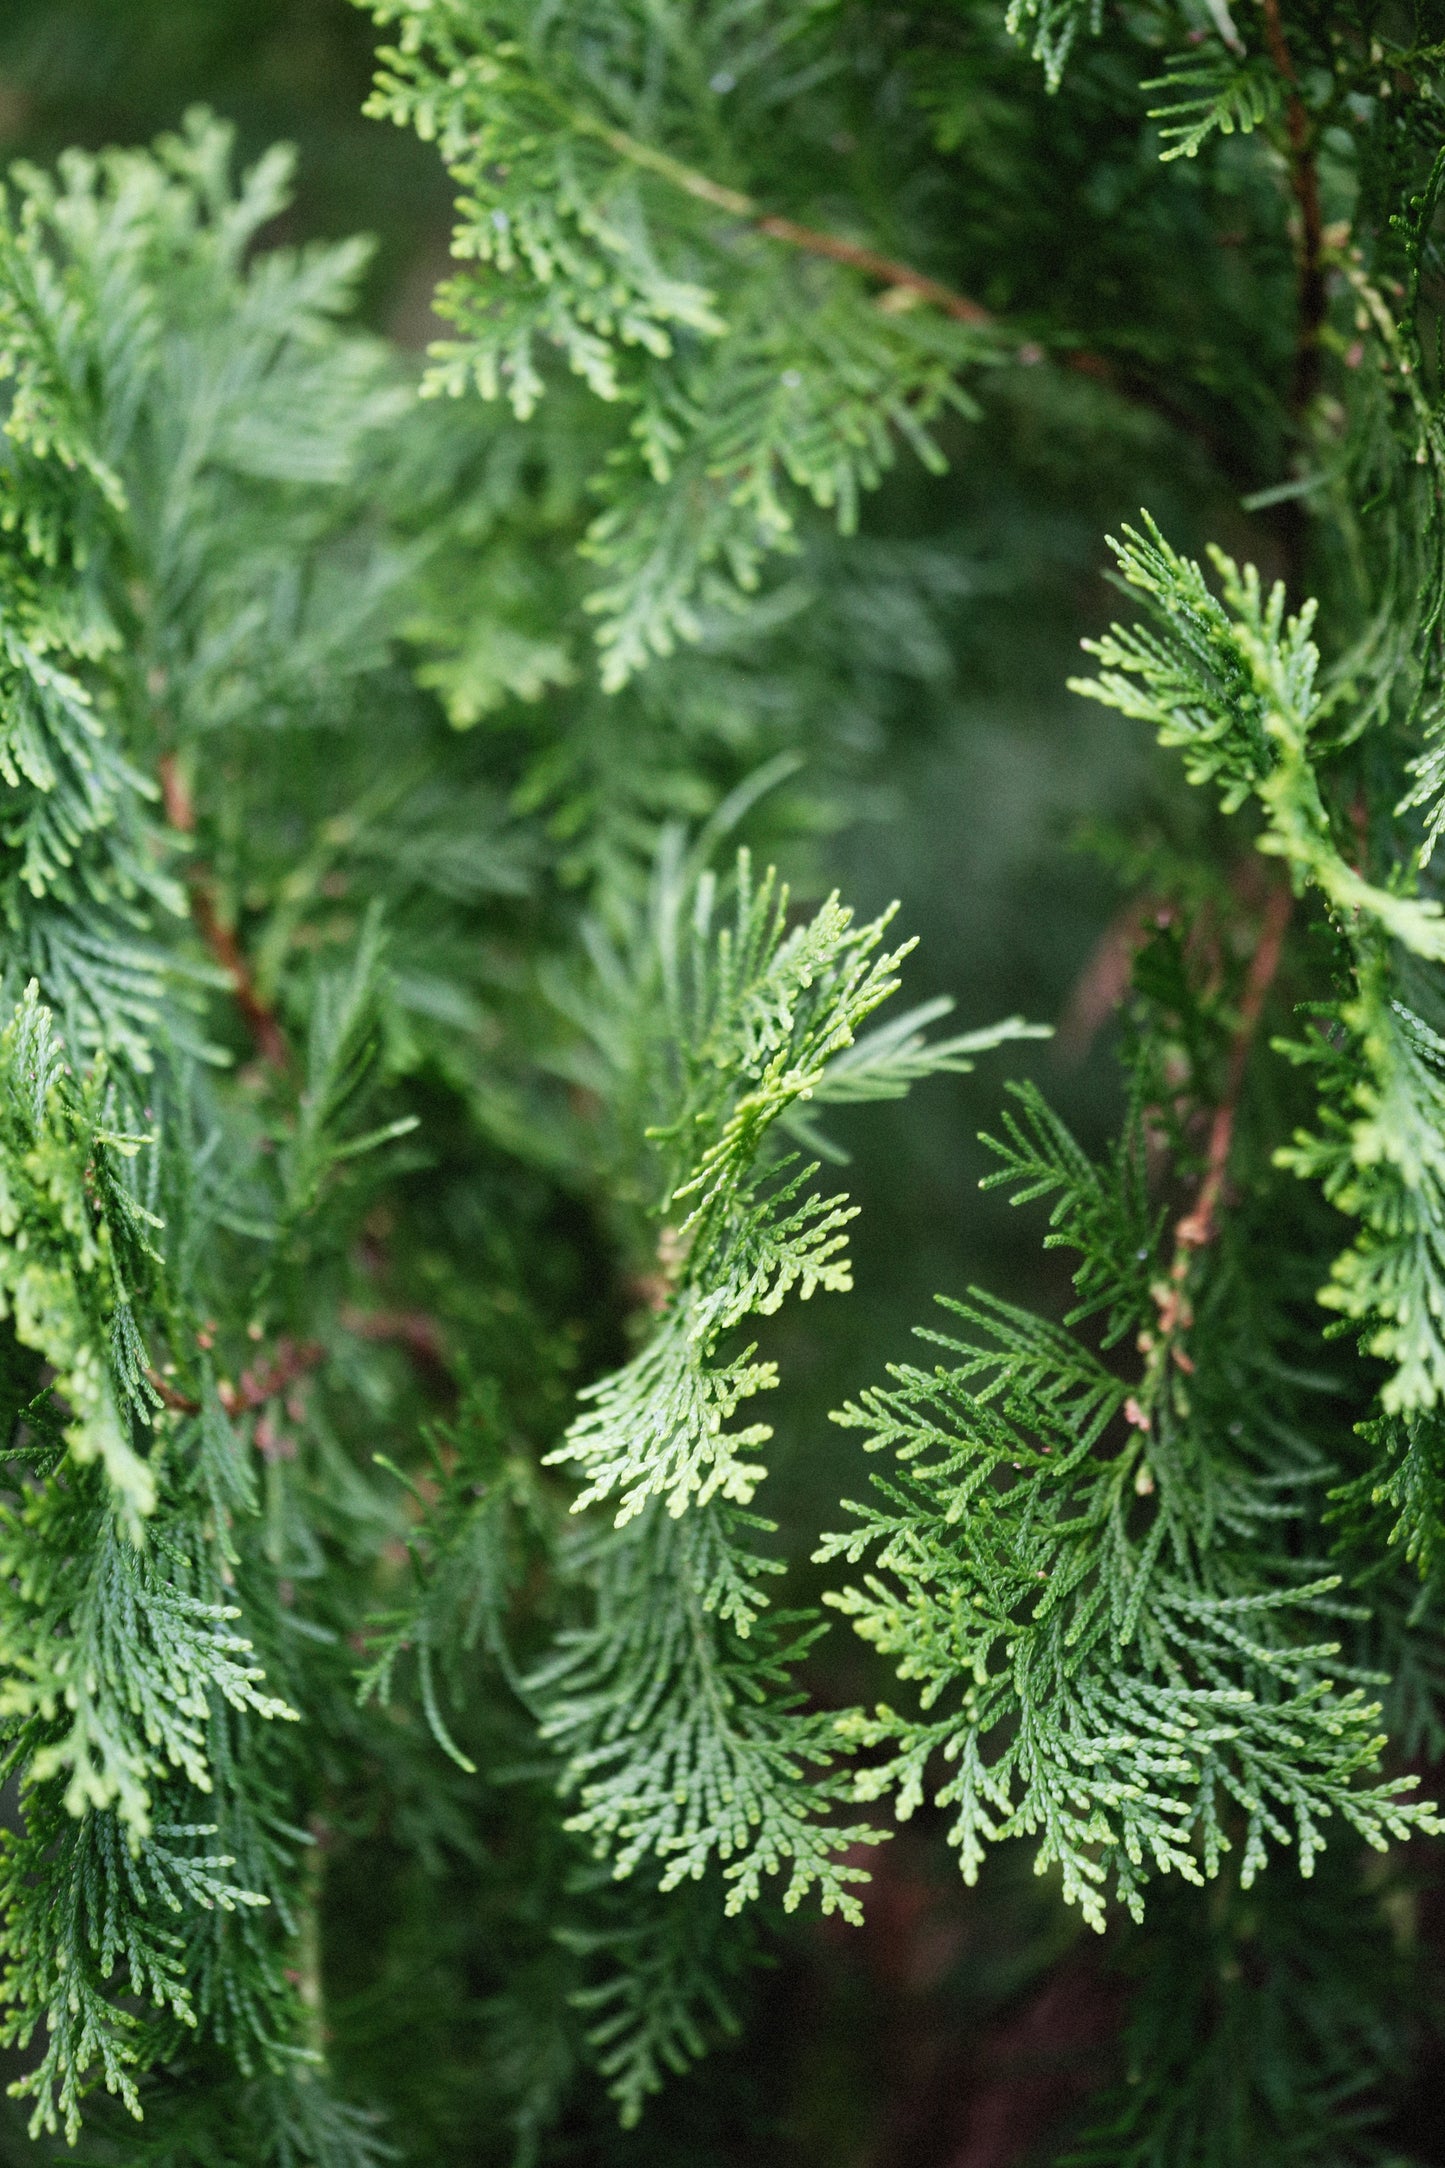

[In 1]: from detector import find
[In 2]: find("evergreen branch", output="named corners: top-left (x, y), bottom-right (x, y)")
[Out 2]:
top-left (821, 1255), bottom-right (1441, 1929)
top-left (534, 1501), bottom-right (881, 1919)
top-left (0, 985), bottom-right (160, 1525)
top-left (0, 121), bottom-right (422, 2151)
top-left (532, 844), bottom-right (1020, 1915)
top-left (1144, 49), bottom-right (1283, 164)
top-left (1071, 517), bottom-right (1445, 960)
top-left (1061, 1863), bottom-right (1414, 2166)
top-left (560, 113), bottom-right (995, 327)
top-left (1277, 968), bottom-right (1445, 1414)
top-left (981, 1078), bottom-right (1161, 1346)
top-left (552, 51), bottom-right (1257, 470)
top-left (363, 0), bottom-right (1209, 688)
top-left (565, 1877), bottom-right (749, 2129)
top-left (5, 8), bottom-right (1445, 2153)
top-left (545, 849), bottom-right (918, 1522)
top-left (1071, 518), bottom-right (1445, 1423)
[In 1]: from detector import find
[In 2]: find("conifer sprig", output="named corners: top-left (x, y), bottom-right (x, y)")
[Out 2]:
top-left (528, 843), bottom-right (1029, 1917)
top-left (821, 1128), bottom-right (1441, 1931)
top-left (0, 116), bottom-right (448, 2152)
top-left (358, 0), bottom-right (995, 683)
top-left (1074, 524), bottom-right (1445, 1434)
top-left (1072, 520), bottom-right (1445, 961)
top-left (550, 852), bottom-right (913, 1521)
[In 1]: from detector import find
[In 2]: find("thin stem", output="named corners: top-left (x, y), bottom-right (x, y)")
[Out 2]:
top-left (752, 214), bottom-right (993, 327)
top-left (338, 1304), bottom-right (456, 1395)
top-left (582, 110), bottom-right (1256, 481)
top-left (583, 116), bottom-right (994, 325)
top-left (148, 1334), bottom-right (323, 1419)
top-left (1260, 0), bottom-right (1326, 418)
top-left (289, 1820), bottom-right (330, 2064)
top-left (159, 752), bottom-right (290, 1072)
top-left (1174, 881), bottom-right (1293, 1254)
top-left (1132, 882), bottom-right (1293, 1421)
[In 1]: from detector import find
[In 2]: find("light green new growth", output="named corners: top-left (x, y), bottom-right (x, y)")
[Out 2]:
top-left (1073, 521), bottom-right (1445, 1423)
top-left (547, 850), bottom-right (1022, 1522)
top-left (534, 843), bottom-right (1032, 1918)
top-left (1071, 519), bottom-right (1445, 962)
top-left (1144, 50), bottom-right (1283, 163)
top-left (1004, 0), bottom-right (1103, 89)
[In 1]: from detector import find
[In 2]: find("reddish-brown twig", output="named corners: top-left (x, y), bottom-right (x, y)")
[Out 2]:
top-left (752, 214), bottom-right (993, 325)
top-left (585, 122), bottom-right (994, 327)
top-left (146, 1370), bottom-right (203, 1415)
top-left (1128, 882), bottom-right (1293, 1429)
top-left (147, 1335), bottom-right (323, 1419)
top-left (339, 1304), bottom-right (456, 1396)
top-left (1055, 897), bottom-right (1157, 1062)
top-left (159, 752), bottom-right (290, 1072)
top-left (1173, 880), bottom-right (1293, 1254)
top-left (148, 1308), bottom-right (457, 1427)
top-left (1261, 0), bottom-right (1326, 419)
top-left (339, 1305), bottom-right (447, 1365)
top-left (587, 113), bottom-right (1259, 479)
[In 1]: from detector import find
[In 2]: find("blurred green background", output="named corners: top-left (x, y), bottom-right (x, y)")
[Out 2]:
top-left (0, 6), bottom-right (1239, 2161)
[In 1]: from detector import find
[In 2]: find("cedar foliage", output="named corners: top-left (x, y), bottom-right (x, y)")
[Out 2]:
top-left (3, 2), bottom-right (1445, 2163)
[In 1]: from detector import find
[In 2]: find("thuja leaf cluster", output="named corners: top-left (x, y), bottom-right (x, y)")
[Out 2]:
top-left (3, 0), bottom-right (1445, 2161)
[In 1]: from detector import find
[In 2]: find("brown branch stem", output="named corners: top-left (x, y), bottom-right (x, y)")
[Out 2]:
top-left (1129, 883), bottom-right (1292, 1432)
top-left (752, 214), bottom-right (993, 326)
top-left (587, 115), bottom-right (1264, 487)
top-left (159, 752), bottom-right (290, 1072)
top-left (587, 117), bottom-right (996, 327)
top-left (1175, 880), bottom-right (1294, 1256)
top-left (147, 1334), bottom-right (323, 1420)
top-left (1260, 0), bottom-right (1327, 419)
top-left (149, 1311), bottom-right (458, 1422)
top-left (338, 1304), bottom-right (456, 1395)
